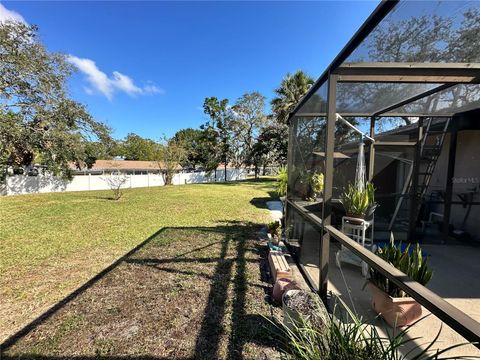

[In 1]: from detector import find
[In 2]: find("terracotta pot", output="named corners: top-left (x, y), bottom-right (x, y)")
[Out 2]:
top-left (273, 278), bottom-right (300, 303)
top-left (367, 283), bottom-right (422, 327)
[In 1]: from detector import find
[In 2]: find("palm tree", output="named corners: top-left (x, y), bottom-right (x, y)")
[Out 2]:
top-left (271, 70), bottom-right (315, 124)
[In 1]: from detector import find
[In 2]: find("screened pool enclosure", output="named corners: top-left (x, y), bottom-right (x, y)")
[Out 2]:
top-left (285, 0), bottom-right (480, 345)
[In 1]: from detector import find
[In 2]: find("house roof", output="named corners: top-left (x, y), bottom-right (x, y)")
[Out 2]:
top-left (91, 160), bottom-right (164, 170)
top-left (78, 160), bottom-right (237, 171)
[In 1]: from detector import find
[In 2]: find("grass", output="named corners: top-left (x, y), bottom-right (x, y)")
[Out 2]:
top-left (0, 179), bottom-right (277, 344)
top-left (3, 225), bottom-right (281, 359)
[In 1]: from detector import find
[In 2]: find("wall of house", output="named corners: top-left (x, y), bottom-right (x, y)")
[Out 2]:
top-left (427, 130), bottom-right (480, 240)
top-left (4, 169), bottom-right (248, 196)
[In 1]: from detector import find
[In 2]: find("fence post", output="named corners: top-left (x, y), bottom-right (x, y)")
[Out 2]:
top-left (88, 173), bottom-right (91, 191)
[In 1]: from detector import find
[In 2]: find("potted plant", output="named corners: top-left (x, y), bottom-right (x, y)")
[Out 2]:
top-left (311, 172), bottom-right (324, 200)
top-left (366, 236), bottom-right (433, 327)
top-left (282, 289), bottom-right (329, 331)
top-left (340, 182), bottom-right (376, 223)
top-left (267, 221), bottom-right (282, 246)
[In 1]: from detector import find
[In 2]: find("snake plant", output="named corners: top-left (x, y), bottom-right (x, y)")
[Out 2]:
top-left (369, 234), bottom-right (433, 298)
top-left (340, 182), bottom-right (376, 217)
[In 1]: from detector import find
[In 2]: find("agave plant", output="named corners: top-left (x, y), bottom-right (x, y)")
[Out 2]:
top-left (340, 182), bottom-right (376, 217)
top-left (369, 234), bottom-right (433, 298)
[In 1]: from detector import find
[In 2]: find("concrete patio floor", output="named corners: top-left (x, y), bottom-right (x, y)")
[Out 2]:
top-left (301, 240), bottom-right (480, 358)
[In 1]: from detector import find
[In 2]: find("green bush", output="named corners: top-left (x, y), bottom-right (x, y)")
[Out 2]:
top-left (277, 165), bottom-right (288, 197)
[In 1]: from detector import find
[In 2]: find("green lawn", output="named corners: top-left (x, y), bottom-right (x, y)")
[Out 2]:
top-left (0, 179), bottom-right (276, 343)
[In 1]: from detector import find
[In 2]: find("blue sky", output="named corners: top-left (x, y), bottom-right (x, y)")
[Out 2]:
top-left (2, 1), bottom-right (379, 140)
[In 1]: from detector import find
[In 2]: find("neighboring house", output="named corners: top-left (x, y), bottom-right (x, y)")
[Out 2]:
top-left (356, 110), bottom-right (480, 241)
top-left (74, 160), bottom-right (240, 176)
top-left (5, 159), bottom-right (248, 196)
top-left (74, 160), bottom-right (169, 175)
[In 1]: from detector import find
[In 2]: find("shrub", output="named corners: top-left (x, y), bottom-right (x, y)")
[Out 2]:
top-left (277, 165), bottom-right (288, 197)
top-left (101, 171), bottom-right (128, 200)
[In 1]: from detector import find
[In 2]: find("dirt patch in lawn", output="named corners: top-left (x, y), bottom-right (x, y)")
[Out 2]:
top-left (2, 223), bottom-right (281, 359)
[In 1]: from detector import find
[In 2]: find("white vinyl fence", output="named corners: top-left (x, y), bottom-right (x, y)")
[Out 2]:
top-left (4, 169), bottom-right (247, 196)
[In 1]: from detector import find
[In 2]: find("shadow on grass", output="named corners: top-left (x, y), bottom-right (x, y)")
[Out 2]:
top-left (249, 197), bottom-right (271, 210)
top-left (249, 194), bottom-right (281, 211)
top-left (1, 222), bottom-right (279, 360)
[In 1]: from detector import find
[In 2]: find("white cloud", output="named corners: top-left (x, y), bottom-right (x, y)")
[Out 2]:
top-left (111, 71), bottom-right (142, 96)
top-left (143, 83), bottom-right (163, 95)
top-left (0, 3), bottom-right (26, 24)
top-left (68, 56), bottom-right (113, 99)
top-left (67, 55), bottom-right (164, 100)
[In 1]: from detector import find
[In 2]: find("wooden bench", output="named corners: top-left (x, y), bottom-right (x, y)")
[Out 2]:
top-left (268, 250), bottom-right (292, 282)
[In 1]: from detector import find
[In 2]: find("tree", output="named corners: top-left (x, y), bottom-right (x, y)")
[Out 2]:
top-left (156, 137), bottom-right (185, 185)
top-left (173, 128), bottom-right (204, 170)
top-left (0, 21), bottom-right (111, 179)
top-left (231, 91), bottom-right (267, 168)
top-left (257, 122), bottom-right (289, 167)
top-left (196, 124), bottom-right (220, 177)
top-left (249, 122), bottom-right (289, 178)
top-left (101, 171), bottom-right (128, 200)
top-left (119, 133), bottom-right (160, 161)
top-left (250, 140), bottom-right (268, 179)
top-left (203, 97), bottom-right (233, 181)
top-left (83, 136), bottom-right (120, 168)
top-left (350, 14), bottom-right (453, 127)
top-left (341, 9), bottom-right (480, 129)
top-left (271, 70), bottom-right (314, 125)
top-left (448, 9), bottom-right (480, 63)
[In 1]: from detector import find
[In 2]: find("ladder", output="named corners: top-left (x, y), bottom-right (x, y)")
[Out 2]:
top-left (388, 117), bottom-right (451, 231)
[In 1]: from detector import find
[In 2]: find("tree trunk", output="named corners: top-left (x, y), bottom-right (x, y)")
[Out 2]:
top-left (224, 162), bottom-right (227, 182)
